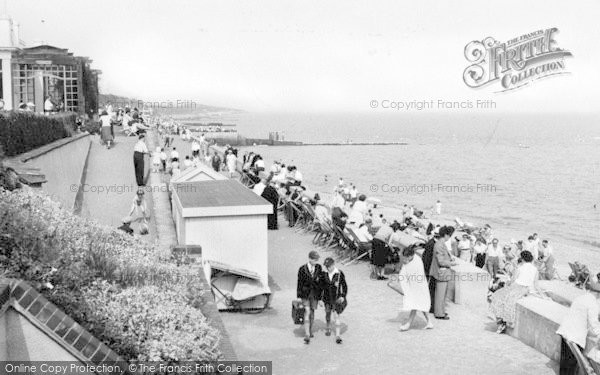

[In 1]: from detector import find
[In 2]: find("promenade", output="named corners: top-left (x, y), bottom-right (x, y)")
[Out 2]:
top-left (80, 132), bottom-right (557, 374)
top-left (219, 225), bottom-right (557, 375)
top-left (79, 133), bottom-right (157, 243)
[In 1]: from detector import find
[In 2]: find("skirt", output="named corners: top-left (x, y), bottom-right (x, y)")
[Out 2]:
top-left (101, 126), bottom-right (114, 142)
top-left (489, 284), bottom-right (529, 325)
top-left (371, 238), bottom-right (389, 267)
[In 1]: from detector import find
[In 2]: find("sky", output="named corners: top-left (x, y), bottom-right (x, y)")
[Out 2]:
top-left (4, 0), bottom-right (600, 113)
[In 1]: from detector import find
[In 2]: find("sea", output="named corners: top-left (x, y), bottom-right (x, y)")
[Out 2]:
top-left (189, 111), bottom-right (600, 269)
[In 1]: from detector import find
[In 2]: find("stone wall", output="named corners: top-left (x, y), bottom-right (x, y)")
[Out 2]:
top-left (7, 133), bottom-right (91, 212)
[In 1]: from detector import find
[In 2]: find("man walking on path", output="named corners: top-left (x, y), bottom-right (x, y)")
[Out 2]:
top-left (297, 250), bottom-right (323, 344)
top-left (429, 226), bottom-right (457, 319)
top-left (133, 134), bottom-right (149, 186)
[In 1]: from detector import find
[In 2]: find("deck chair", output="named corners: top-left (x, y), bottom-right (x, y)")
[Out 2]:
top-left (332, 225), bottom-right (354, 254)
top-left (299, 202), bottom-right (320, 234)
top-left (314, 219), bottom-right (338, 250)
top-left (565, 340), bottom-right (597, 375)
top-left (343, 227), bottom-right (372, 265)
top-left (569, 262), bottom-right (591, 288)
top-left (239, 172), bottom-right (256, 188)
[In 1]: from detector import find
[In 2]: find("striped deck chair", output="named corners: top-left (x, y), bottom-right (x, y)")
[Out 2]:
top-left (239, 172), bottom-right (257, 188)
top-left (343, 227), bottom-right (372, 265)
top-left (314, 219), bottom-right (337, 250)
top-left (298, 202), bottom-right (319, 234)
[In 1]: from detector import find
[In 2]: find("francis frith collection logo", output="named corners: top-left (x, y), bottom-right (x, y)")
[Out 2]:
top-left (463, 28), bottom-right (573, 92)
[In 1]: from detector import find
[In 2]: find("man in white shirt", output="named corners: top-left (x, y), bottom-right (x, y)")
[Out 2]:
top-left (133, 134), bottom-right (149, 186)
top-left (486, 238), bottom-right (501, 278)
top-left (540, 239), bottom-right (553, 259)
top-left (556, 291), bottom-right (600, 374)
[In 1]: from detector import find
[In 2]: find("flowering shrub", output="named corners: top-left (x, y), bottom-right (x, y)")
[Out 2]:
top-left (0, 111), bottom-right (77, 156)
top-left (0, 187), bottom-right (221, 361)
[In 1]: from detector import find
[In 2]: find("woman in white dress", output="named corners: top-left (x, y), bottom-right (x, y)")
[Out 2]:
top-left (398, 245), bottom-right (433, 331)
top-left (226, 150), bottom-right (237, 178)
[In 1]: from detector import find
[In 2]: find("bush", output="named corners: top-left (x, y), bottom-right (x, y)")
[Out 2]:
top-left (0, 188), bottom-right (221, 362)
top-left (0, 111), bottom-right (77, 156)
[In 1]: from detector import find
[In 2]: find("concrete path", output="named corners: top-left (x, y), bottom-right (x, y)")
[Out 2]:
top-left (219, 224), bottom-right (559, 375)
top-left (80, 133), bottom-right (157, 243)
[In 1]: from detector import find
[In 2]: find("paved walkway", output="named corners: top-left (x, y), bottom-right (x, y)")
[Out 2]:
top-left (219, 224), bottom-right (558, 375)
top-left (80, 133), bottom-right (157, 243)
top-left (152, 132), bottom-right (558, 374)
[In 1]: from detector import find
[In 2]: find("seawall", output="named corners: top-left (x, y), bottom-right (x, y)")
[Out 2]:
top-left (6, 132), bottom-right (91, 212)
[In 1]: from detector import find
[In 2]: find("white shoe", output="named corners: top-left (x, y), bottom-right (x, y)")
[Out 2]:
top-left (424, 322), bottom-right (434, 330)
top-left (399, 323), bottom-right (410, 331)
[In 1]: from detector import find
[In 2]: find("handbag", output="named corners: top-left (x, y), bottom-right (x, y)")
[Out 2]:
top-left (334, 274), bottom-right (347, 314)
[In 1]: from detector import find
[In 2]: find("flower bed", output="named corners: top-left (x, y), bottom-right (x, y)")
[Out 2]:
top-left (0, 187), bottom-right (221, 362)
top-left (0, 111), bottom-right (77, 156)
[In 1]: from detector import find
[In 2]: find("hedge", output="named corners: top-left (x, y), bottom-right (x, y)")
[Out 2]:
top-left (0, 111), bottom-right (77, 157)
top-left (0, 187), bottom-right (222, 362)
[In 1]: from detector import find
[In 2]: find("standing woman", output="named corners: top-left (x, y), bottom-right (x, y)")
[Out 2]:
top-left (100, 110), bottom-right (113, 149)
top-left (321, 257), bottom-right (348, 344)
top-left (133, 134), bottom-right (149, 186)
top-left (398, 245), bottom-right (433, 331)
top-left (473, 238), bottom-right (487, 268)
top-left (226, 150), bottom-right (238, 178)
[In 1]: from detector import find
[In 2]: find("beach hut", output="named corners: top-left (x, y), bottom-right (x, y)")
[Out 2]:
top-left (171, 179), bottom-right (273, 285)
top-left (170, 162), bottom-right (227, 183)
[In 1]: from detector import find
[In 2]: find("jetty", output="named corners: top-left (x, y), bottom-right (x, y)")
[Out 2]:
top-left (302, 141), bottom-right (409, 146)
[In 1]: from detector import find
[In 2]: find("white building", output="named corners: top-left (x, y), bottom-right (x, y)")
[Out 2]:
top-left (171, 179), bottom-right (273, 285)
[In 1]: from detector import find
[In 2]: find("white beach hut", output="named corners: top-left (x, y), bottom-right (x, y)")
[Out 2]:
top-left (171, 179), bottom-right (273, 285)
top-left (170, 162), bottom-right (227, 183)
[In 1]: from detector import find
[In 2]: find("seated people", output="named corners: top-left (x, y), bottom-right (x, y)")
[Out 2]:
top-left (372, 220), bottom-right (394, 280)
top-left (314, 201), bottom-right (331, 224)
top-left (254, 156), bottom-right (265, 173)
top-left (331, 207), bottom-right (347, 230)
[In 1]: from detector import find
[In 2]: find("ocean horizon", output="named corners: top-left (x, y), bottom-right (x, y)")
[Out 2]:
top-left (184, 111), bottom-right (600, 266)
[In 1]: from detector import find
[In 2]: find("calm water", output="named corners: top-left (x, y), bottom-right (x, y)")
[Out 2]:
top-left (195, 112), bottom-right (600, 265)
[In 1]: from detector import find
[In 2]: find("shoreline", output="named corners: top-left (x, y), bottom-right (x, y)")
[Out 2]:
top-left (231, 145), bottom-right (598, 276)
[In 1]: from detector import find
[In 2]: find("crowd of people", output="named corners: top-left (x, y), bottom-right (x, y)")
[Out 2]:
top-left (93, 108), bottom-right (597, 369)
